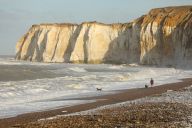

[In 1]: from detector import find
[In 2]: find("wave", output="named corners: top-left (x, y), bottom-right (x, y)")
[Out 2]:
top-left (69, 67), bottom-right (87, 72)
top-left (0, 63), bottom-right (192, 118)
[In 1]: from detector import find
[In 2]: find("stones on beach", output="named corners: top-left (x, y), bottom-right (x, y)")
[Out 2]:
top-left (16, 102), bottom-right (192, 128)
top-left (11, 86), bottom-right (192, 128)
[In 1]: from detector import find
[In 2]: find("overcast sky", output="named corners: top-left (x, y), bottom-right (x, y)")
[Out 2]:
top-left (0, 0), bottom-right (191, 55)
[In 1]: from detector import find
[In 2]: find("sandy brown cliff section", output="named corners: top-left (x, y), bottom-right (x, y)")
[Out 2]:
top-left (16, 6), bottom-right (192, 66)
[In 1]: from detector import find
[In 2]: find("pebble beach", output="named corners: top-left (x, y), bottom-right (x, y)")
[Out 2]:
top-left (1, 79), bottom-right (192, 128)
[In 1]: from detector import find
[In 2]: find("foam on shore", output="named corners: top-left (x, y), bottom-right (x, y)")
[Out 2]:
top-left (0, 57), bottom-right (192, 118)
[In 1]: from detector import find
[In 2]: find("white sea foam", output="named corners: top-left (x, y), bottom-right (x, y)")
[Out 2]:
top-left (69, 67), bottom-right (87, 72)
top-left (0, 57), bottom-right (192, 118)
top-left (0, 57), bottom-right (50, 66)
top-left (0, 100), bottom-right (95, 119)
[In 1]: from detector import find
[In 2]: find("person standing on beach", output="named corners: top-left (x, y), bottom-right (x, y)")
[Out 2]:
top-left (150, 78), bottom-right (154, 87)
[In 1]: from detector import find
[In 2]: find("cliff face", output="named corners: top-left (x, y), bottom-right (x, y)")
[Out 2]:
top-left (140, 6), bottom-right (192, 65)
top-left (16, 6), bottom-right (192, 66)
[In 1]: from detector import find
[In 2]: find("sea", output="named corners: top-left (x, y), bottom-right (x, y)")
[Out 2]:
top-left (0, 55), bottom-right (192, 118)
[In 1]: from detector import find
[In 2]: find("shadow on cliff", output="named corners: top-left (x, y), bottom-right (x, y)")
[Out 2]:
top-left (15, 34), bottom-right (28, 60)
top-left (83, 25), bottom-right (91, 63)
top-left (103, 25), bottom-right (192, 66)
top-left (63, 25), bottom-right (82, 62)
top-left (23, 30), bottom-right (40, 61)
top-left (103, 25), bottom-right (141, 64)
top-left (63, 24), bottom-right (91, 63)
top-left (139, 21), bottom-right (192, 67)
top-left (18, 30), bottom-right (49, 61)
top-left (35, 31), bottom-right (49, 61)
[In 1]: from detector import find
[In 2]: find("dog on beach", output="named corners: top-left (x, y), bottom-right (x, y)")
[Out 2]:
top-left (96, 88), bottom-right (102, 91)
top-left (145, 84), bottom-right (149, 88)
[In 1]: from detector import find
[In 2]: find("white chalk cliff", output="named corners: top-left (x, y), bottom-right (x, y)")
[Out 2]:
top-left (16, 6), bottom-right (192, 66)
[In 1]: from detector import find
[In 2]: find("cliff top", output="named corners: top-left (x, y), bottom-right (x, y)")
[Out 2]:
top-left (31, 6), bottom-right (192, 28)
top-left (149, 6), bottom-right (192, 13)
top-left (32, 21), bottom-right (131, 27)
top-left (143, 5), bottom-right (192, 27)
